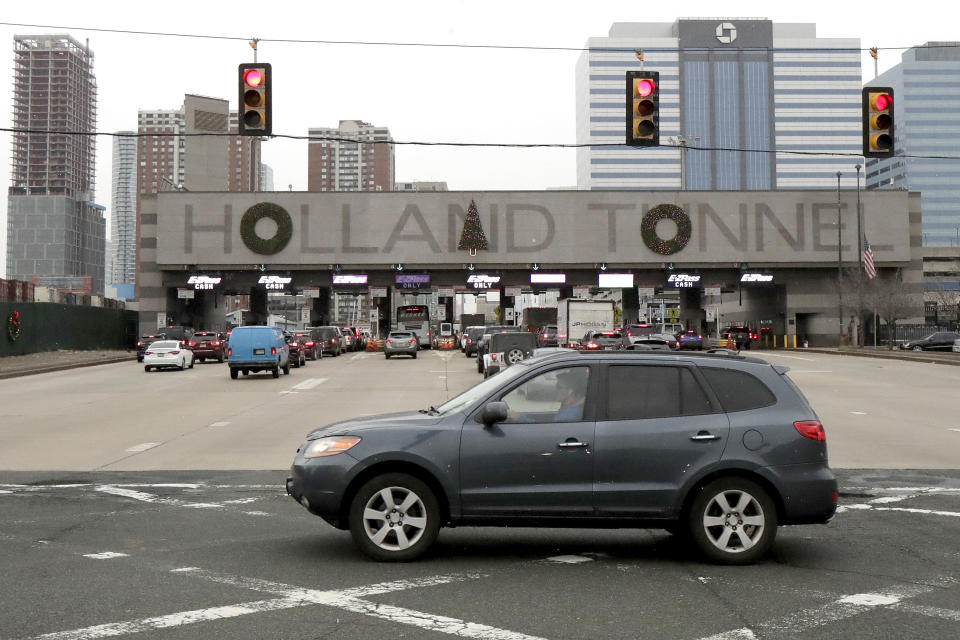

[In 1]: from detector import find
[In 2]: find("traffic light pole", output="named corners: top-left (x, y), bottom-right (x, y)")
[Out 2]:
top-left (837, 171), bottom-right (843, 347)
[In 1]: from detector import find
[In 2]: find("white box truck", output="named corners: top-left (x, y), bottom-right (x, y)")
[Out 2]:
top-left (556, 299), bottom-right (616, 348)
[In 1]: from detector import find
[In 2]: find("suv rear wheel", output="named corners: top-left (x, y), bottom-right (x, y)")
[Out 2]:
top-left (688, 477), bottom-right (777, 564)
top-left (506, 348), bottom-right (525, 364)
top-left (348, 473), bottom-right (440, 562)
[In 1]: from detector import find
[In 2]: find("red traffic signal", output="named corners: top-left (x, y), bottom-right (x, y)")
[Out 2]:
top-left (626, 70), bottom-right (660, 147)
top-left (862, 87), bottom-right (894, 157)
top-left (239, 63), bottom-right (272, 136)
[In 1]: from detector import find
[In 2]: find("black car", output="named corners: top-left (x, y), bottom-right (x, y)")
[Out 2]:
top-left (536, 324), bottom-right (559, 347)
top-left (900, 331), bottom-right (960, 352)
top-left (285, 333), bottom-right (307, 368)
top-left (723, 326), bottom-right (755, 350)
top-left (462, 326), bottom-right (487, 357)
top-left (136, 333), bottom-right (166, 362)
top-left (288, 350), bottom-right (837, 564)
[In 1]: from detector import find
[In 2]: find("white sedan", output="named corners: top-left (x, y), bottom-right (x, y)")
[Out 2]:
top-left (143, 340), bottom-right (195, 372)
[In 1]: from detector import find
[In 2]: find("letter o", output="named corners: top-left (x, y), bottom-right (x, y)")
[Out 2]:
top-left (641, 204), bottom-right (691, 256)
top-left (240, 203), bottom-right (293, 255)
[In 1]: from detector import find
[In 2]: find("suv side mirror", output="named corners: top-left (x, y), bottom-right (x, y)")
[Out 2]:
top-left (477, 401), bottom-right (509, 427)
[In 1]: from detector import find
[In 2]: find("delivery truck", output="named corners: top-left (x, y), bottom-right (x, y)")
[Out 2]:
top-left (520, 307), bottom-right (558, 334)
top-left (556, 299), bottom-right (616, 348)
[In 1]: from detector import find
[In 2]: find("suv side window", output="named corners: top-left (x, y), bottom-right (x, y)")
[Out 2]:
top-left (606, 365), bottom-right (713, 420)
top-left (700, 367), bottom-right (777, 412)
top-left (501, 366), bottom-right (590, 424)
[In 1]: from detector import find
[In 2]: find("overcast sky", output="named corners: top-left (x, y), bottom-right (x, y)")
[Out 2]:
top-left (0, 0), bottom-right (955, 276)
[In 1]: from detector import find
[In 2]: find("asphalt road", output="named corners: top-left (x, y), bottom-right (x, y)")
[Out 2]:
top-left (1, 469), bottom-right (958, 639)
top-left (1, 350), bottom-right (959, 639)
top-left (0, 349), bottom-right (958, 470)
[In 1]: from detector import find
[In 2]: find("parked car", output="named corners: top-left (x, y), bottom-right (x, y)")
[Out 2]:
top-left (287, 350), bottom-right (838, 563)
top-left (580, 331), bottom-right (623, 351)
top-left (292, 329), bottom-right (322, 360)
top-left (136, 333), bottom-right (166, 362)
top-left (482, 332), bottom-right (537, 378)
top-left (314, 326), bottom-right (345, 356)
top-left (187, 331), bottom-right (226, 363)
top-left (536, 324), bottom-right (559, 348)
top-left (462, 326), bottom-right (487, 357)
top-left (954, 338), bottom-right (960, 353)
top-left (143, 340), bottom-right (194, 372)
top-left (384, 331), bottom-right (418, 359)
top-left (285, 333), bottom-right (307, 368)
top-left (227, 325), bottom-right (290, 379)
top-left (676, 329), bottom-right (704, 351)
top-left (900, 331), bottom-right (960, 352)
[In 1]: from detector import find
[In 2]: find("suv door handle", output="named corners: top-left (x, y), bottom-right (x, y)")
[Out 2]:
top-left (558, 441), bottom-right (590, 448)
top-left (690, 432), bottom-right (721, 441)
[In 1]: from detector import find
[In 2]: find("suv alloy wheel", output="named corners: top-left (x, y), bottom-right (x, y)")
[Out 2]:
top-left (689, 477), bottom-right (778, 564)
top-left (349, 473), bottom-right (441, 562)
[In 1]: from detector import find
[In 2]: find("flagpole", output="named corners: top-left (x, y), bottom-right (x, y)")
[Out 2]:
top-left (856, 163), bottom-right (862, 347)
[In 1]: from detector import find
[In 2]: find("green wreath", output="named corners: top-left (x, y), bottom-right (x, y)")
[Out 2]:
top-left (7, 310), bottom-right (21, 342)
top-left (240, 202), bottom-right (293, 255)
top-left (641, 204), bottom-right (692, 256)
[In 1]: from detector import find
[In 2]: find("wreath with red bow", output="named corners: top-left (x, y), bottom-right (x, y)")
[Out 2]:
top-left (7, 310), bottom-right (21, 342)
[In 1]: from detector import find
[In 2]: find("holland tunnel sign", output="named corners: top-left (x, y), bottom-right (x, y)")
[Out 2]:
top-left (153, 191), bottom-right (911, 266)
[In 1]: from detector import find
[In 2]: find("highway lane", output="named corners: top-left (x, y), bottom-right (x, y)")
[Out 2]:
top-left (0, 349), bottom-right (958, 470)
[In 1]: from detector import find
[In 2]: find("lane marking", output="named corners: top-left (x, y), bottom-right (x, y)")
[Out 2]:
top-left (124, 442), bottom-right (161, 453)
top-left (754, 352), bottom-right (814, 361)
top-left (208, 421), bottom-right (231, 427)
top-left (850, 411), bottom-right (867, 415)
top-left (546, 555), bottom-right (593, 564)
top-left (350, 353), bottom-right (369, 361)
top-left (696, 576), bottom-right (956, 639)
top-left (95, 485), bottom-right (223, 510)
top-left (950, 428), bottom-right (960, 433)
top-left (27, 568), bottom-right (546, 640)
top-left (890, 603), bottom-right (960, 622)
top-left (82, 552), bottom-right (129, 560)
top-left (290, 377), bottom-right (327, 391)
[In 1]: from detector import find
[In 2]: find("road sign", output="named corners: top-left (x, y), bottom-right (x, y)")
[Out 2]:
top-left (668, 307), bottom-right (680, 319)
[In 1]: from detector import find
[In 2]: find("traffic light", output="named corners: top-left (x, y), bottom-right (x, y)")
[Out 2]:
top-left (626, 70), bottom-right (660, 147)
top-left (238, 63), bottom-right (272, 136)
top-left (862, 87), bottom-right (894, 158)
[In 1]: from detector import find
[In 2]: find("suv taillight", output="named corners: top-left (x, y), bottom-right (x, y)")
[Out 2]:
top-left (794, 421), bottom-right (826, 442)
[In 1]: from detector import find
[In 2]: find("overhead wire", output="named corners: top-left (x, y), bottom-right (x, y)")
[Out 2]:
top-left (0, 20), bottom-right (957, 54)
top-left (3, 127), bottom-right (958, 160)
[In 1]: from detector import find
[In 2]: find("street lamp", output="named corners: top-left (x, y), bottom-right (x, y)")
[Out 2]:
top-left (855, 163), bottom-right (862, 348)
top-left (837, 171), bottom-right (843, 346)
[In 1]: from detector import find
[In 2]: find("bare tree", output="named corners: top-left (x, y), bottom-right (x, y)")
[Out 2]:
top-left (864, 269), bottom-right (918, 349)
top-left (928, 281), bottom-right (959, 328)
top-left (838, 267), bottom-right (870, 347)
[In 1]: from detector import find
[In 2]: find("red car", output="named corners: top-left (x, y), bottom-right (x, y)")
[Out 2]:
top-left (292, 331), bottom-right (322, 360)
top-left (187, 331), bottom-right (226, 363)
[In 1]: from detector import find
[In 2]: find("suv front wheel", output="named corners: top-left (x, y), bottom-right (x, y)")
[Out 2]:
top-left (348, 473), bottom-right (441, 562)
top-left (688, 477), bottom-right (777, 564)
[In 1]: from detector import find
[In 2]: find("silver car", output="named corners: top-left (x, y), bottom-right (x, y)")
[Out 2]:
top-left (384, 331), bottom-right (418, 359)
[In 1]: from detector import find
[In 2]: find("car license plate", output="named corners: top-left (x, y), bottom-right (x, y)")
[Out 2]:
top-left (254, 348), bottom-right (265, 355)
top-left (157, 353), bottom-right (165, 357)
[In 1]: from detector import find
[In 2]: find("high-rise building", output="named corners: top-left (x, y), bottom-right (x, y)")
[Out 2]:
top-left (576, 19), bottom-right (862, 190)
top-left (307, 120), bottom-right (394, 191)
top-left (6, 34), bottom-right (104, 294)
top-left (110, 132), bottom-right (137, 288)
top-left (866, 42), bottom-right (960, 247)
top-left (260, 163), bottom-right (275, 191)
top-left (137, 97), bottom-right (261, 197)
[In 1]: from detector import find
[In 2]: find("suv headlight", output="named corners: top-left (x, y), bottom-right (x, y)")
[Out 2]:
top-left (302, 436), bottom-right (361, 458)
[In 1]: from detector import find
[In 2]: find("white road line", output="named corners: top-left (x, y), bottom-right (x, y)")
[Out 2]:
top-left (290, 377), bottom-right (327, 391)
top-left (124, 442), bottom-right (161, 453)
top-left (755, 352), bottom-right (814, 361)
top-left (890, 603), bottom-right (960, 622)
top-left (95, 485), bottom-right (223, 510)
top-left (33, 567), bottom-right (548, 640)
top-left (950, 428), bottom-right (960, 433)
top-left (850, 411), bottom-right (867, 415)
top-left (208, 421), bottom-right (231, 427)
top-left (82, 552), bottom-right (129, 560)
top-left (545, 555), bottom-right (593, 564)
top-left (696, 577), bottom-right (956, 639)
top-left (350, 353), bottom-right (369, 361)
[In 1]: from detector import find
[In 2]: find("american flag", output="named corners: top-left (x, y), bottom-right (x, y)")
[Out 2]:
top-left (863, 237), bottom-right (877, 280)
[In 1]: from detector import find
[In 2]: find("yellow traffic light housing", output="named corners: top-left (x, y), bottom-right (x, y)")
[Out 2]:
top-left (862, 87), bottom-right (893, 157)
top-left (626, 70), bottom-right (660, 147)
top-left (239, 63), bottom-right (272, 136)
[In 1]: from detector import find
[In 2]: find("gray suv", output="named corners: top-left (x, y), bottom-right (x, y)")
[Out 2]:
top-left (287, 351), bottom-right (837, 563)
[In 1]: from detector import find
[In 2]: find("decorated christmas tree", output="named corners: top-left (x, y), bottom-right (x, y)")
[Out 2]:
top-left (457, 200), bottom-right (489, 256)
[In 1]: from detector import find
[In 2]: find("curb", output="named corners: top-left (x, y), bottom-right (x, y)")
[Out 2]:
top-left (0, 356), bottom-right (137, 380)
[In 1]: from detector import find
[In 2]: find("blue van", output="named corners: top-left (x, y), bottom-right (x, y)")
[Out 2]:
top-left (227, 326), bottom-right (290, 379)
